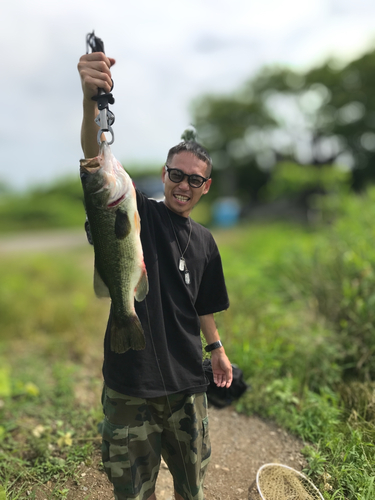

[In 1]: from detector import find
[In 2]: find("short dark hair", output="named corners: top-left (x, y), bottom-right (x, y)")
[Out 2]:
top-left (166, 141), bottom-right (213, 178)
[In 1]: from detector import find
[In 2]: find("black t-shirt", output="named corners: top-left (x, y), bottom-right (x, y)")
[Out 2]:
top-left (101, 190), bottom-right (229, 398)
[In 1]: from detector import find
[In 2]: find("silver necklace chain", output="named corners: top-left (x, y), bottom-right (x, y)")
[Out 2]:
top-left (165, 205), bottom-right (192, 285)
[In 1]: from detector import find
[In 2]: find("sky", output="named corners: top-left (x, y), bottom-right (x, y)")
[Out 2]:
top-left (2, 0), bottom-right (375, 191)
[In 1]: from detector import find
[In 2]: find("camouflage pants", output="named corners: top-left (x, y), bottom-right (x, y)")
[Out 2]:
top-left (101, 385), bottom-right (211, 500)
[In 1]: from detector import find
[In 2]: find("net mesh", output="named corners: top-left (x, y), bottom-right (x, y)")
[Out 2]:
top-left (256, 464), bottom-right (323, 500)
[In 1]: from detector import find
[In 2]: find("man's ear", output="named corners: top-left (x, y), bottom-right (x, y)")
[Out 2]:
top-left (202, 178), bottom-right (212, 195)
top-left (161, 165), bottom-right (166, 184)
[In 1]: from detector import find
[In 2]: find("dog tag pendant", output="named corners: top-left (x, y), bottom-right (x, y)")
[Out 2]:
top-left (179, 257), bottom-right (185, 271)
top-left (185, 270), bottom-right (190, 285)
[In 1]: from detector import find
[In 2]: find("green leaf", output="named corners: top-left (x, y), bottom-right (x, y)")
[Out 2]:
top-left (0, 485), bottom-right (6, 500)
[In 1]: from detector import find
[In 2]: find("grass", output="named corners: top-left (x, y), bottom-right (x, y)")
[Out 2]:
top-left (0, 246), bottom-right (108, 498)
top-left (0, 353), bottom-right (103, 498)
top-left (1, 189), bottom-right (375, 498)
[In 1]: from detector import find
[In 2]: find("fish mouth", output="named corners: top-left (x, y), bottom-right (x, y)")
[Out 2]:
top-left (108, 193), bottom-right (126, 208)
top-left (80, 158), bottom-right (101, 171)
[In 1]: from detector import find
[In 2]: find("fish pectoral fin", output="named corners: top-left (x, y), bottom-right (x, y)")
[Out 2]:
top-left (94, 267), bottom-right (110, 298)
top-left (110, 314), bottom-right (146, 353)
top-left (115, 209), bottom-right (131, 239)
top-left (135, 267), bottom-right (149, 302)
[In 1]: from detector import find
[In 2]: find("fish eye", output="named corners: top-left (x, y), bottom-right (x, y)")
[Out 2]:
top-left (80, 172), bottom-right (89, 181)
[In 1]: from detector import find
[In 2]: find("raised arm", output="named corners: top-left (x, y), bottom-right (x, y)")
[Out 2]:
top-left (77, 52), bottom-right (116, 158)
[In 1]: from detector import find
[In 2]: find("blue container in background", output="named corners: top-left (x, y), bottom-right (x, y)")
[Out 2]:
top-left (212, 197), bottom-right (241, 227)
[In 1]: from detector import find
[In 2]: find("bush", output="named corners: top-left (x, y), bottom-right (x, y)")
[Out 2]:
top-left (278, 187), bottom-right (375, 380)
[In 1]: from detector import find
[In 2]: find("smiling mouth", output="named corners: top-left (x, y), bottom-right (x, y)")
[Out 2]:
top-left (174, 194), bottom-right (190, 202)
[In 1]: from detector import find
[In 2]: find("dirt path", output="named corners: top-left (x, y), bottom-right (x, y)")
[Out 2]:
top-left (32, 404), bottom-right (305, 500)
top-left (3, 230), bottom-right (307, 499)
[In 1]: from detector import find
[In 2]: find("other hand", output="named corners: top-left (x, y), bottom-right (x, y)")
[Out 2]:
top-left (210, 351), bottom-right (233, 388)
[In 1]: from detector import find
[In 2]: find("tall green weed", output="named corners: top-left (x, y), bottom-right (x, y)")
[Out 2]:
top-left (279, 187), bottom-right (375, 381)
top-left (215, 223), bottom-right (343, 392)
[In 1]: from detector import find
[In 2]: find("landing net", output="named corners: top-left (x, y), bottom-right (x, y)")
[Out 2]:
top-left (255, 463), bottom-right (324, 500)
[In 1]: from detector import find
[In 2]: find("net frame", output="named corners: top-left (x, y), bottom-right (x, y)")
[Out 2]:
top-left (256, 463), bottom-right (324, 500)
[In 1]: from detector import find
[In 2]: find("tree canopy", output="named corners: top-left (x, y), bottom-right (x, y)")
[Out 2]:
top-left (191, 47), bottom-right (375, 200)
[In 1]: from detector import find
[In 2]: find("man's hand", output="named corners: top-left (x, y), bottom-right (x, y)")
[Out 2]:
top-left (78, 52), bottom-right (116, 158)
top-left (210, 349), bottom-right (233, 388)
top-left (77, 52), bottom-right (116, 102)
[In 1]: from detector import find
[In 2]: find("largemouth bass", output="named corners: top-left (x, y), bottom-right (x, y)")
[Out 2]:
top-left (80, 142), bottom-right (148, 353)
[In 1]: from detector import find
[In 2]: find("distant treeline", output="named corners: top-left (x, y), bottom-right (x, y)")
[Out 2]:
top-left (0, 160), bottom-right (353, 234)
top-left (0, 166), bottom-right (164, 234)
top-left (0, 162), bottom-right (356, 233)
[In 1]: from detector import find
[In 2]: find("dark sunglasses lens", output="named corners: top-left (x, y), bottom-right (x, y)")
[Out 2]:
top-left (168, 168), bottom-right (205, 187)
top-left (169, 169), bottom-right (184, 183)
top-left (189, 176), bottom-right (204, 187)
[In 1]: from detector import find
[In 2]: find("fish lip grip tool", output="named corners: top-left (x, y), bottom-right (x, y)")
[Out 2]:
top-left (86, 31), bottom-right (115, 146)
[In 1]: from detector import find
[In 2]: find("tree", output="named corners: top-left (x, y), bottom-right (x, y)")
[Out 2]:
top-left (191, 47), bottom-right (375, 200)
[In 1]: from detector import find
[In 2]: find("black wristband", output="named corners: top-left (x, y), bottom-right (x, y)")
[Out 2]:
top-left (205, 340), bottom-right (223, 352)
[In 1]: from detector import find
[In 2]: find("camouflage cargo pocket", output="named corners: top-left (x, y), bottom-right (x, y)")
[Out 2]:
top-left (101, 417), bottom-right (135, 496)
top-left (200, 415), bottom-right (211, 481)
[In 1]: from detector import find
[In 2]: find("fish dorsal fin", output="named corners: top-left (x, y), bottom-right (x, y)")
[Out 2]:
top-left (94, 266), bottom-right (110, 298)
top-left (135, 267), bottom-right (149, 302)
top-left (115, 209), bottom-right (131, 239)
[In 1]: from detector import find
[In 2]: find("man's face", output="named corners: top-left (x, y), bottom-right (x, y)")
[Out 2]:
top-left (162, 151), bottom-right (212, 218)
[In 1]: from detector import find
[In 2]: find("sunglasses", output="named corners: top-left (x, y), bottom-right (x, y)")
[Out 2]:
top-left (165, 166), bottom-right (210, 188)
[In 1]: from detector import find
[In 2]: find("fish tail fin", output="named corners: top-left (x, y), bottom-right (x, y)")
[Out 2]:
top-left (110, 314), bottom-right (146, 354)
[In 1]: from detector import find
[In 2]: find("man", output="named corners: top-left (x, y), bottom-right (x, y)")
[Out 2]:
top-left (78, 52), bottom-right (233, 500)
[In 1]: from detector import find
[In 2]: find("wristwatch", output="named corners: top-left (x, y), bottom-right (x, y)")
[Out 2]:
top-left (205, 340), bottom-right (223, 352)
